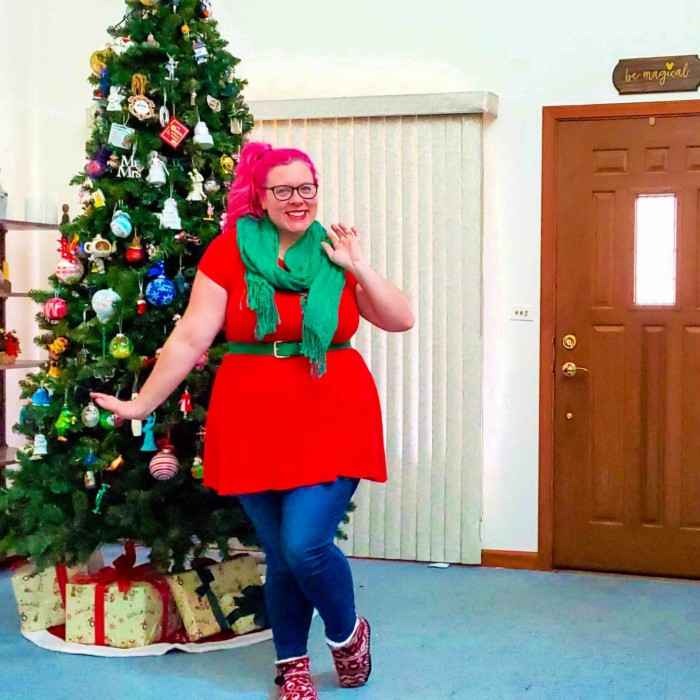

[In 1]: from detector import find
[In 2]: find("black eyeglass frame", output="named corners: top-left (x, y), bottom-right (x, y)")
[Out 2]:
top-left (264, 183), bottom-right (319, 201)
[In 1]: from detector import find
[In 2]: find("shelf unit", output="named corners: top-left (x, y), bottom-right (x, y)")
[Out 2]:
top-left (0, 218), bottom-right (57, 485)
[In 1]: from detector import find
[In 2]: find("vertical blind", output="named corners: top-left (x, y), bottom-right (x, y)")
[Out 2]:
top-left (252, 111), bottom-right (483, 564)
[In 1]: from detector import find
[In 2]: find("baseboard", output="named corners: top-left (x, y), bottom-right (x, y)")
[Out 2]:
top-left (481, 550), bottom-right (544, 571)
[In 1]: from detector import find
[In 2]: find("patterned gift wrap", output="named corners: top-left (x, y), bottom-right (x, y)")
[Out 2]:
top-left (167, 555), bottom-right (264, 641)
top-left (11, 551), bottom-right (104, 633)
top-left (64, 543), bottom-right (180, 649)
top-left (65, 579), bottom-right (180, 648)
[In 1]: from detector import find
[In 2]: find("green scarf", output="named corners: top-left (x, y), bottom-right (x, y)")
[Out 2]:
top-left (236, 215), bottom-right (346, 377)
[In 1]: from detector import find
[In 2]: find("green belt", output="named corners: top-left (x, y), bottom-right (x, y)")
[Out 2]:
top-left (228, 340), bottom-right (352, 358)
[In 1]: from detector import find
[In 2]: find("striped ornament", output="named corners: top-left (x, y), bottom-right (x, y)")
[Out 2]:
top-left (148, 448), bottom-right (179, 481)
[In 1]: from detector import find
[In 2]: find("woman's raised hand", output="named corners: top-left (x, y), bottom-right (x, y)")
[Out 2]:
top-left (90, 392), bottom-right (150, 421)
top-left (322, 223), bottom-right (368, 272)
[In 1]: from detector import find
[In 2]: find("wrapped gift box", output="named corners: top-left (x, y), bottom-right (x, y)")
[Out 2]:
top-left (65, 579), bottom-right (180, 648)
top-left (11, 551), bottom-right (104, 633)
top-left (64, 543), bottom-right (180, 649)
top-left (167, 555), bottom-right (264, 641)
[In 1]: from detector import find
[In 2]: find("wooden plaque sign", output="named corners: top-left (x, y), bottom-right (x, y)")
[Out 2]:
top-left (613, 55), bottom-right (700, 95)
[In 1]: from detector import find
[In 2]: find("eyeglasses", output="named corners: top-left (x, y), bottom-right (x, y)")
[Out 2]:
top-left (265, 183), bottom-right (318, 201)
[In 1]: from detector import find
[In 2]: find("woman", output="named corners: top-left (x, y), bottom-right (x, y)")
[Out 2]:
top-left (91, 142), bottom-right (414, 699)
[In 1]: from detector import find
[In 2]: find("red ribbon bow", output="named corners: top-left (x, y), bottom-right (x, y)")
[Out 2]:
top-left (71, 542), bottom-right (172, 646)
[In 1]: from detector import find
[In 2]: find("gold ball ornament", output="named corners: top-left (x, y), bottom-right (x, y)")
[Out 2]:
top-left (140, 0), bottom-right (159, 5)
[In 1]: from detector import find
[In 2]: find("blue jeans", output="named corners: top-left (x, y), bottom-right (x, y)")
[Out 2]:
top-left (238, 477), bottom-right (360, 660)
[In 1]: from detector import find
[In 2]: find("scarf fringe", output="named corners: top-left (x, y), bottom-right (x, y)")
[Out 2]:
top-left (247, 275), bottom-right (280, 339)
top-left (302, 325), bottom-right (327, 378)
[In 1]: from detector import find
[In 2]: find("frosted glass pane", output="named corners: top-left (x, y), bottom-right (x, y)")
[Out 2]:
top-left (634, 195), bottom-right (677, 306)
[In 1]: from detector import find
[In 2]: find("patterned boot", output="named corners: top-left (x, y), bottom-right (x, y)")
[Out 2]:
top-left (328, 617), bottom-right (372, 688)
top-left (274, 656), bottom-right (318, 700)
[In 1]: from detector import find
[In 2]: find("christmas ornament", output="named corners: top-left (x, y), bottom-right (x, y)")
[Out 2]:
top-left (173, 267), bottom-right (188, 294)
top-left (149, 446), bottom-right (179, 480)
top-left (194, 351), bottom-right (208, 370)
top-left (107, 454), bottom-right (124, 471)
top-left (84, 450), bottom-right (98, 467)
top-left (43, 296), bottom-right (67, 323)
top-left (84, 471), bottom-right (97, 488)
top-left (186, 168), bottom-right (206, 200)
top-left (86, 146), bottom-right (111, 178)
top-left (100, 411), bottom-right (117, 430)
top-left (128, 74), bottom-right (156, 121)
top-left (145, 261), bottom-right (176, 306)
top-left (89, 49), bottom-right (110, 76)
top-left (117, 148), bottom-right (143, 179)
top-left (91, 288), bottom-right (121, 323)
top-left (92, 484), bottom-right (110, 515)
top-left (137, 294), bottom-right (147, 314)
top-left (30, 434), bottom-right (48, 460)
top-left (159, 91), bottom-right (170, 127)
top-left (206, 95), bottom-right (221, 112)
top-left (146, 151), bottom-right (168, 186)
top-left (81, 401), bottom-right (100, 428)
top-left (199, 1), bottom-right (213, 18)
top-left (131, 391), bottom-right (142, 436)
top-left (220, 154), bottom-right (234, 174)
top-left (110, 209), bottom-right (133, 238)
top-left (159, 116), bottom-right (190, 149)
top-left (178, 387), bottom-right (192, 416)
top-left (145, 33), bottom-right (159, 47)
top-left (107, 123), bottom-right (135, 149)
top-left (141, 414), bottom-right (157, 452)
top-left (181, 23), bottom-right (191, 40)
top-left (48, 337), bottom-right (68, 379)
top-left (230, 117), bottom-right (243, 135)
top-left (110, 37), bottom-right (133, 55)
top-left (193, 39), bottom-right (209, 64)
top-left (55, 236), bottom-right (84, 284)
top-left (203, 177), bottom-right (220, 194)
top-left (106, 86), bottom-right (125, 112)
top-left (107, 154), bottom-right (120, 170)
top-left (140, 0), bottom-right (158, 5)
top-left (174, 230), bottom-right (201, 245)
top-left (85, 235), bottom-right (116, 273)
top-left (126, 236), bottom-right (146, 264)
top-left (172, 0), bottom-right (180, 11)
top-left (165, 55), bottom-right (178, 81)
top-left (192, 121), bottom-right (214, 149)
top-left (158, 197), bottom-right (182, 229)
top-left (191, 456), bottom-right (203, 479)
top-left (109, 333), bottom-right (134, 359)
top-left (93, 189), bottom-right (107, 208)
top-left (203, 202), bottom-right (215, 221)
top-left (31, 385), bottom-right (52, 406)
top-left (55, 403), bottom-right (77, 442)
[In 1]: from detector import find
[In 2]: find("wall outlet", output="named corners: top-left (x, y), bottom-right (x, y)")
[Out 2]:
top-left (510, 305), bottom-right (534, 321)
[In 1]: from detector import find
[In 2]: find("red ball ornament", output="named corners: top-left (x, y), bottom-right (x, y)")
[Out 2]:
top-left (126, 236), bottom-right (146, 264)
top-left (43, 297), bottom-right (68, 323)
top-left (149, 446), bottom-right (179, 480)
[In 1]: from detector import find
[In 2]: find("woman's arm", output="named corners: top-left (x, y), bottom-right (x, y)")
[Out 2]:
top-left (90, 271), bottom-right (227, 420)
top-left (322, 223), bottom-right (414, 332)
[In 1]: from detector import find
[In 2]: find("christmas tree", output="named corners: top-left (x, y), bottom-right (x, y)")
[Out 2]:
top-left (0, 0), bottom-right (255, 572)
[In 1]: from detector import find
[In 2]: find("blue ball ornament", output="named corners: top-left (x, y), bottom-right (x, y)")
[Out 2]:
top-left (145, 261), bottom-right (176, 306)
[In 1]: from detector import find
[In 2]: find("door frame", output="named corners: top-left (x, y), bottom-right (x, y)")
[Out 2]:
top-left (539, 99), bottom-right (700, 571)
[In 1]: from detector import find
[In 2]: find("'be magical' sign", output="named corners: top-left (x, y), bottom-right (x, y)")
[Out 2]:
top-left (613, 55), bottom-right (700, 95)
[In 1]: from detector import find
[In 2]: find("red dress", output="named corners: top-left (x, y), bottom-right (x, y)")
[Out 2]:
top-left (197, 231), bottom-right (387, 495)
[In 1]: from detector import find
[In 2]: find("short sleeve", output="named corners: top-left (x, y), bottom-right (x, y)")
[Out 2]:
top-left (197, 232), bottom-right (235, 290)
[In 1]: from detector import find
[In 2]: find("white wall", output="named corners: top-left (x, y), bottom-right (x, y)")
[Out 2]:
top-left (1, 0), bottom-right (699, 551)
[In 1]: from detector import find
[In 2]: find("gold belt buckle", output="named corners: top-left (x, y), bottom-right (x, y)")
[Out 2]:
top-left (273, 340), bottom-right (292, 358)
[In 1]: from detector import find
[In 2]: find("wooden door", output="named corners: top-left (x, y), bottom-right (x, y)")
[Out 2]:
top-left (553, 113), bottom-right (700, 577)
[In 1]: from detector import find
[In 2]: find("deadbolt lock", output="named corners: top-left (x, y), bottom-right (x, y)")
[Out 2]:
top-left (562, 334), bottom-right (577, 350)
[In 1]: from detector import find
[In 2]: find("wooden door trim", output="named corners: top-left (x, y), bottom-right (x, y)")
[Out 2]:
top-left (539, 100), bottom-right (700, 571)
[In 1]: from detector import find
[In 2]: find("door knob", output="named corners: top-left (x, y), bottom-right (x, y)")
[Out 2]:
top-left (562, 362), bottom-right (589, 377)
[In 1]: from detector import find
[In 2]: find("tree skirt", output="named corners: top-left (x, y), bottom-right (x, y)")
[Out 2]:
top-left (23, 624), bottom-right (273, 657)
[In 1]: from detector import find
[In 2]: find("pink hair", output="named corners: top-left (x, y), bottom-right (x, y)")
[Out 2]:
top-left (225, 141), bottom-right (318, 231)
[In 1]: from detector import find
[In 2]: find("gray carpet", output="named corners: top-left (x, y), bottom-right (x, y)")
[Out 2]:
top-left (1, 552), bottom-right (699, 699)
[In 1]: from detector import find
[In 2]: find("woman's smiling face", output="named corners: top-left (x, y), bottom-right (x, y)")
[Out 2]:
top-left (261, 160), bottom-right (318, 238)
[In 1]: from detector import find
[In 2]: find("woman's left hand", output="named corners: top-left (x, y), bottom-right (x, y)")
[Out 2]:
top-left (321, 223), bottom-right (368, 272)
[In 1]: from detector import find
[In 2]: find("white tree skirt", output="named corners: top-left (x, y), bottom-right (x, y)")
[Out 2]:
top-left (23, 627), bottom-right (273, 657)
